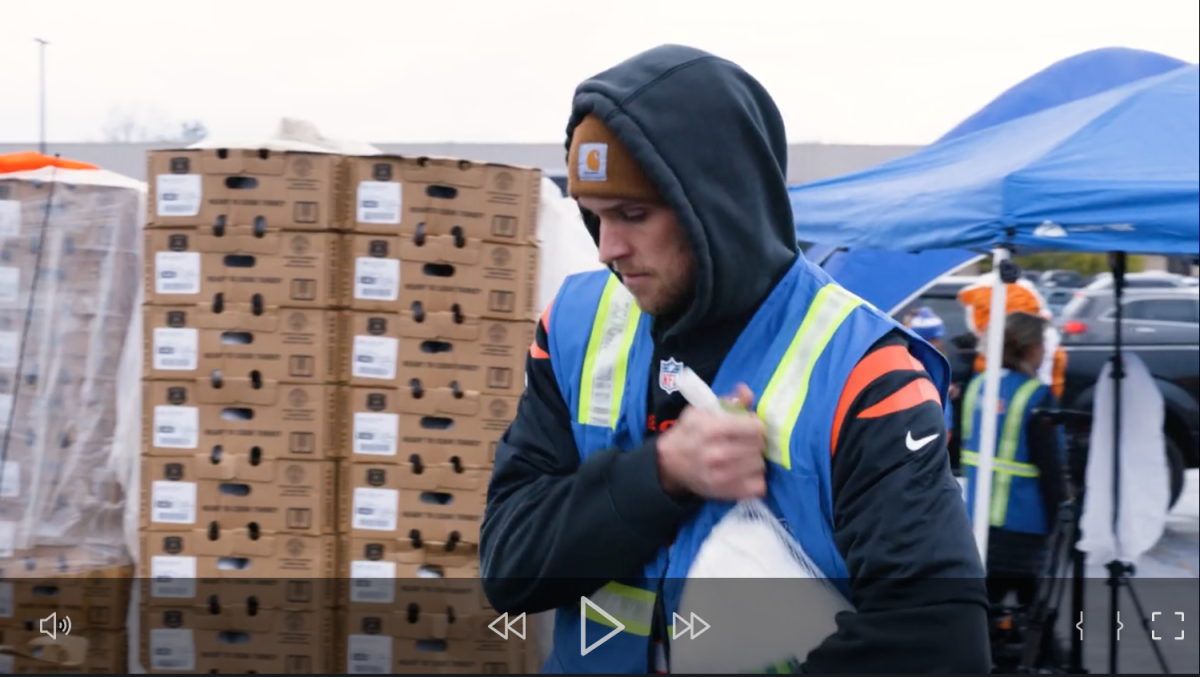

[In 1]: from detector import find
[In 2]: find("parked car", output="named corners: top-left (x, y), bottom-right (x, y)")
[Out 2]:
top-left (1039, 269), bottom-right (1086, 289)
top-left (1084, 270), bottom-right (1189, 291)
top-left (1056, 287), bottom-right (1199, 507)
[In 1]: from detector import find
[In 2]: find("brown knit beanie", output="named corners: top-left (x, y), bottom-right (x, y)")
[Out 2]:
top-left (567, 115), bottom-right (663, 203)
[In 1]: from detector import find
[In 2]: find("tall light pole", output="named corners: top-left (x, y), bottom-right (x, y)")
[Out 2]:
top-left (35, 38), bottom-right (49, 154)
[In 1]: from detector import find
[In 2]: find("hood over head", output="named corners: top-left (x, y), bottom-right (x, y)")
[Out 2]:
top-left (565, 44), bottom-right (799, 336)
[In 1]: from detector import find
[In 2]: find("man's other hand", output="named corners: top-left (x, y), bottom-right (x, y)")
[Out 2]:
top-left (655, 384), bottom-right (767, 500)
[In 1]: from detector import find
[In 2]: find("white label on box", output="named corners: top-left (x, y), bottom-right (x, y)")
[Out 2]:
top-left (0, 521), bottom-right (14, 559)
top-left (346, 633), bottom-right (393, 674)
top-left (0, 200), bottom-right (19, 238)
top-left (150, 555), bottom-right (198, 599)
top-left (156, 174), bottom-right (202, 218)
top-left (354, 257), bottom-right (400, 301)
top-left (356, 181), bottom-right (402, 225)
top-left (149, 628), bottom-right (197, 671)
top-left (348, 560), bottom-right (397, 604)
top-left (152, 327), bottom-right (199, 371)
top-left (351, 335), bottom-right (398, 380)
top-left (0, 462), bottom-right (19, 498)
top-left (352, 412), bottom-right (399, 456)
top-left (0, 394), bottom-right (11, 430)
top-left (351, 487), bottom-right (399, 531)
top-left (0, 582), bottom-right (13, 618)
top-left (153, 405), bottom-right (200, 449)
top-left (155, 251), bottom-right (202, 295)
top-left (151, 480), bottom-right (197, 524)
top-left (0, 266), bottom-right (19, 305)
top-left (0, 652), bottom-right (12, 675)
top-left (0, 331), bottom-right (19, 370)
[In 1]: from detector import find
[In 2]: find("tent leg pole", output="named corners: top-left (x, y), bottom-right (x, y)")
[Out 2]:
top-left (971, 246), bottom-right (1011, 566)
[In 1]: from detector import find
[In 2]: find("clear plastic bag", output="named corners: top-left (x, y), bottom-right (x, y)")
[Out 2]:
top-left (672, 369), bottom-right (853, 673)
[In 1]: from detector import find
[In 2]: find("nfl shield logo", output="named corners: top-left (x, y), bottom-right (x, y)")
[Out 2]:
top-left (659, 358), bottom-right (684, 394)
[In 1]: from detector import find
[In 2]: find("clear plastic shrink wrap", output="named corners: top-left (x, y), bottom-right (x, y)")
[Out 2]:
top-left (0, 156), bottom-right (143, 573)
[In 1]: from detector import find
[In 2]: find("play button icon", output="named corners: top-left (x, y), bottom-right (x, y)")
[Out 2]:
top-left (580, 596), bottom-right (625, 656)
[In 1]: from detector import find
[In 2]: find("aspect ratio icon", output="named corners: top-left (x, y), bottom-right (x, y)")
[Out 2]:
top-left (489, 612), bottom-right (527, 640)
top-left (40, 612), bottom-right (72, 639)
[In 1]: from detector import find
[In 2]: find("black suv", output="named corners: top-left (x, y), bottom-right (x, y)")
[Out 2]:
top-left (1056, 287), bottom-right (1199, 507)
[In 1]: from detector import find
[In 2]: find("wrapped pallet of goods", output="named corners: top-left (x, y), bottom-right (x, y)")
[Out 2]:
top-left (0, 152), bottom-right (142, 674)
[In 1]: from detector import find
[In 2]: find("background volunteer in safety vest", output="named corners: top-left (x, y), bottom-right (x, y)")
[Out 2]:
top-left (961, 312), bottom-right (1067, 606)
top-left (479, 44), bottom-right (990, 674)
top-left (957, 261), bottom-right (1068, 400)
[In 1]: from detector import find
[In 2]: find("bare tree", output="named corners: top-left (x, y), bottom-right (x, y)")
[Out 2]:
top-left (101, 105), bottom-right (208, 144)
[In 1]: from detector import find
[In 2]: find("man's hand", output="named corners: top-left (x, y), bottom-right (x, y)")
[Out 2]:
top-left (655, 384), bottom-right (767, 500)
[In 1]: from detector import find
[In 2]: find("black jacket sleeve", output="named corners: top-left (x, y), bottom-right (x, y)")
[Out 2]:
top-left (1025, 389), bottom-right (1066, 514)
top-left (802, 332), bottom-right (993, 674)
top-left (479, 319), bottom-right (696, 614)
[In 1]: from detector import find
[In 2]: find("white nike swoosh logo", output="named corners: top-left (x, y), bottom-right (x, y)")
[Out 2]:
top-left (905, 431), bottom-right (939, 451)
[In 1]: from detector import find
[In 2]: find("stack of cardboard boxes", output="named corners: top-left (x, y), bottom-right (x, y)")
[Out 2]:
top-left (139, 149), bottom-right (543, 673)
top-left (139, 149), bottom-right (343, 673)
top-left (0, 171), bottom-right (137, 673)
top-left (336, 155), bottom-right (540, 674)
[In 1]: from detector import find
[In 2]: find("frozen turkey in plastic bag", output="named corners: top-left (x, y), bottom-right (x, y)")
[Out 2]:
top-left (670, 368), bottom-right (854, 674)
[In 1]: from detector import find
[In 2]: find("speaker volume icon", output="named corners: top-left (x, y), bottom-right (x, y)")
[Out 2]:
top-left (39, 612), bottom-right (71, 639)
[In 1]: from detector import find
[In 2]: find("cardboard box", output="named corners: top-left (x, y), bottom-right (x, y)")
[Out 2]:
top-left (337, 610), bottom-right (527, 674)
top-left (0, 548), bottom-right (132, 632)
top-left (143, 228), bottom-right (344, 309)
top-left (343, 155), bottom-right (541, 245)
top-left (344, 311), bottom-right (532, 397)
top-left (343, 386), bottom-right (519, 467)
top-left (343, 233), bottom-right (539, 321)
top-left (0, 628), bottom-right (126, 674)
top-left (142, 379), bottom-right (342, 460)
top-left (0, 177), bottom-right (142, 253)
top-left (146, 148), bottom-right (343, 231)
top-left (138, 605), bottom-right (335, 673)
top-left (143, 305), bottom-right (342, 384)
top-left (140, 456), bottom-right (337, 536)
top-left (340, 460), bottom-right (486, 545)
top-left (138, 530), bottom-right (337, 610)
top-left (338, 536), bottom-right (483, 612)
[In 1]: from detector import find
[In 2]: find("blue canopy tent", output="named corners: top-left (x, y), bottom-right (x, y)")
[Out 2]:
top-left (791, 63), bottom-right (1199, 254)
top-left (803, 48), bottom-right (1191, 314)
top-left (789, 58), bottom-right (1200, 598)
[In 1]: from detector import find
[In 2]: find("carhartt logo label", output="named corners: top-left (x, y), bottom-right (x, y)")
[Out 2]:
top-left (578, 143), bottom-right (608, 182)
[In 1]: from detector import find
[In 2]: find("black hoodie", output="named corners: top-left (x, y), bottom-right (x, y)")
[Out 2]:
top-left (480, 45), bottom-right (990, 673)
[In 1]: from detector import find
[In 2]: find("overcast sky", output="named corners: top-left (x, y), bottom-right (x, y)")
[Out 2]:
top-left (2, 0), bottom-right (1197, 145)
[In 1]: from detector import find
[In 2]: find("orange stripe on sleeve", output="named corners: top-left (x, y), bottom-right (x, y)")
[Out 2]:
top-left (831, 345), bottom-right (923, 455)
top-left (529, 303), bottom-right (552, 359)
top-left (857, 378), bottom-right (941, 419)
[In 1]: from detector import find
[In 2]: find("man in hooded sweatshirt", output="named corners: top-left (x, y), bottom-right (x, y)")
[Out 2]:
top-left (480, 45), bottom-right (990, 673)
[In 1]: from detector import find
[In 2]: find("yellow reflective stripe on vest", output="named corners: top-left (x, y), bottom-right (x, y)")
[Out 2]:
top-left (578, 276), bottom-right (643, 429)
top-left (584, 581), bottom-right (656, 637)
top-left (988, 379), bottom-right (1042, 527)
top-left (757, 283), bottom-right (863, 469)
top-left (960, 374), bottom-right (985, 443)
top-left (960, 451), bottom-right (1040, 478)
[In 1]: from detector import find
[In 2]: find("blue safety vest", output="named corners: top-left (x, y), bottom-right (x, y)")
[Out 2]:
top-left (541, 256), bottom-right (950, 673)
top-left (960, 370), bottom-right (1050, 535)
